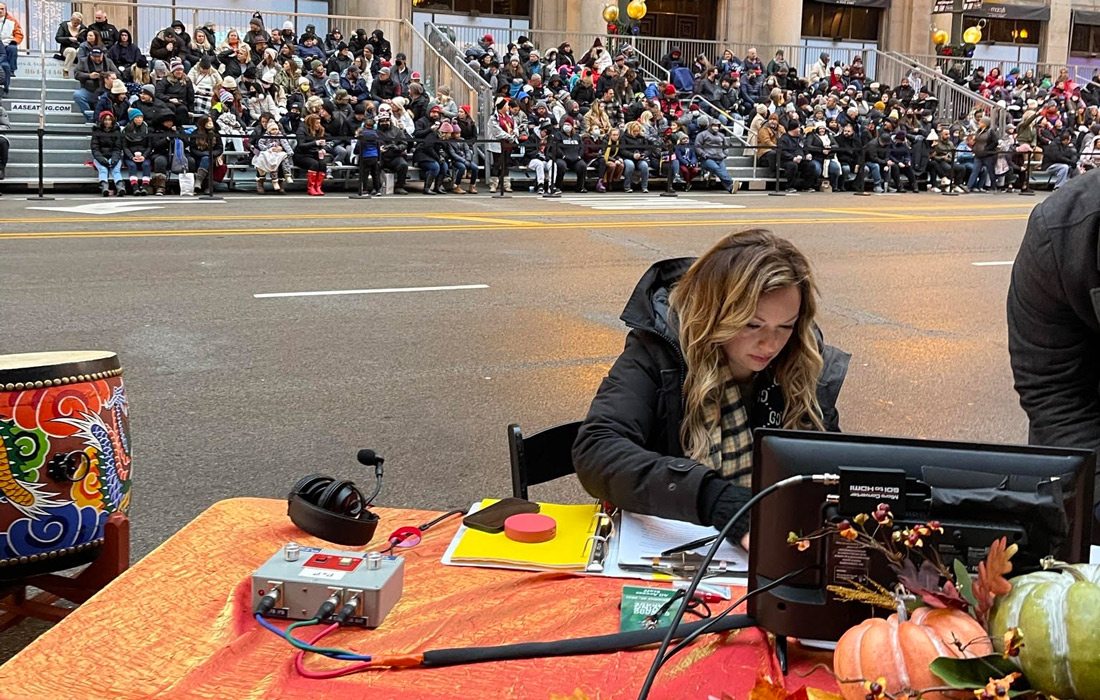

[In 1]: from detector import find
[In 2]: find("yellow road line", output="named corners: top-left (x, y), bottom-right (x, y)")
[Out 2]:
top-left (0, 201), bottom-right (1038, 226)
top-left (819, 208), bottom-right (917, 219)
top-left (427, 214), bottom-right (530, 226)
top-left (0, 213), bottom-right (1028, 241)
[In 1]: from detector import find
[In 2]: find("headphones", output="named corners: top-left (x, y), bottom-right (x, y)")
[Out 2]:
top-left (287, 449), bottom-right (384, 546)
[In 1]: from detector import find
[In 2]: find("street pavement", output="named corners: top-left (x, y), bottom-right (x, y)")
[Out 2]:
top-left (0, 189), bottom-right (1037, 658)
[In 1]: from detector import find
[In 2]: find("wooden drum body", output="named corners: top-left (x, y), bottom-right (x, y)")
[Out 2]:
top-left (0, 352), bottom-right (133, 579)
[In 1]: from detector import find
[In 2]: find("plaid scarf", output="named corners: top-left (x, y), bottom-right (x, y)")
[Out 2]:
top-left (702, 364), bottom-right (785, 486)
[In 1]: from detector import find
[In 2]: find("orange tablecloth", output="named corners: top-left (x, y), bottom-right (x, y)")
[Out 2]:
top-left (0, 498), bottom-right (837, 699)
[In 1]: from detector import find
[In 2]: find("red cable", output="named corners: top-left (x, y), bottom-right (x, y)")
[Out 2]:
top-left (293, 624), bottom-right (374, 679)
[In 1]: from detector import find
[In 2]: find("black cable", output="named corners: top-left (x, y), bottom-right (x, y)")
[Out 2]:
top-left (419, 509), bottom-right (467, 531)
top-left (660, 566), bottom-right (810, 665)
top-left (637, 473), bottom-right (837, 700)
top-left (419, 614), bottom-right (756, 667)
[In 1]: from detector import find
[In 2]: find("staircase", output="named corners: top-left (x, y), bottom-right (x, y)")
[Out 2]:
top-left (2, 71), bottom-right (94, 191)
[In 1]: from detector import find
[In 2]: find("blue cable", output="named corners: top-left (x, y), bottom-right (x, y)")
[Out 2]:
top-left (254, 613), bottom-right (372, 661)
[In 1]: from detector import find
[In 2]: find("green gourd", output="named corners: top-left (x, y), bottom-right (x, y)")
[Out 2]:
top-left (988, 563), bottom-right (1100, 700)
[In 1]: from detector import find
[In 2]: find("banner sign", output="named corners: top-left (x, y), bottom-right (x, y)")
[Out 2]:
top-left (965, 1), bottom-right (1050, 20)
top-left (6, 101), bottom-right (74, 114)
top-left (933, 0), bottom-right (982, 13)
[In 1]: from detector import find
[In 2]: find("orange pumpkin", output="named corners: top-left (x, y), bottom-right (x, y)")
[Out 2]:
top-left (833, 608), bottom-right (994, 700)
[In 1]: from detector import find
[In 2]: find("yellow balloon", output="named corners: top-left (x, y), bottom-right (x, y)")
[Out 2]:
top-left (932, 29), bottom-right (949, 46)
top-left (962, 26), bottom-right (982, 44)
top-left (626, 0), bottom-right (647, 21)
top-left (602, 3), bottom-right (619, 22)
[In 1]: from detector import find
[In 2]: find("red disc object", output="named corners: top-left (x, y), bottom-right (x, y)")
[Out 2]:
top-left (504, 513), bottom-right (557, 543)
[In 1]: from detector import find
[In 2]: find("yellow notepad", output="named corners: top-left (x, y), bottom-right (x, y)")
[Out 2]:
top-left (449, 500), bottom-right (602, 570)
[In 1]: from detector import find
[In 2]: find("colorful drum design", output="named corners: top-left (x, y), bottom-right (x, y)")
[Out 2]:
top-left (0, 352), bottom-right (132, 579)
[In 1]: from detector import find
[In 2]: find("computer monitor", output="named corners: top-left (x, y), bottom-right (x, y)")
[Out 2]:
top-left (747, 429), bottom-right (1095, 644)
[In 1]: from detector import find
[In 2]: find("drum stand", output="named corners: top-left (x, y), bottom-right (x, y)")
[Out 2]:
top-left (0, 513), bottom-right (130, 633)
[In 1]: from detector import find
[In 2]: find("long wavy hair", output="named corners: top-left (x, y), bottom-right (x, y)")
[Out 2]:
top-left (669, 230), bottom-right (824, 462)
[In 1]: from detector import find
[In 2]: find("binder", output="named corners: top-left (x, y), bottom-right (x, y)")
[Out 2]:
top-left (446, 499), bottom-right (604, 570)
top-left (441, 500), bottom-right (747, 586)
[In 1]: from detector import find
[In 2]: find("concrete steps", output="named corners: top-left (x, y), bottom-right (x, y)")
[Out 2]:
top-left (2, 74), bottom-right (92, 189)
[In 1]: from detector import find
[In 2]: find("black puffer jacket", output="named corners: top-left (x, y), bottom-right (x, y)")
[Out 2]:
top-left (122, 118), bottom-right (152, 159)
top-left (573, 257), bottom-right (850, 528)
top-left (91, 115), bottom-right (124, 166)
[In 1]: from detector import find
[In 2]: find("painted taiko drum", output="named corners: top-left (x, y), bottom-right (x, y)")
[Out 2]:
top-left (0, 352), bottom-right (132, 580)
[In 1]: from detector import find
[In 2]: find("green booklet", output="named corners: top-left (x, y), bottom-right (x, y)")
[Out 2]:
top-left (619, 585), bottom-right (680, 631)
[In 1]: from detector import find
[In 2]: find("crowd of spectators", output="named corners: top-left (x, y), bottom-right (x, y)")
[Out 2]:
top-left (38, 8), bottom-right (1100, 195)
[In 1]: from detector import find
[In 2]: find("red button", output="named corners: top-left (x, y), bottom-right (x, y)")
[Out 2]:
top-left (504, 513), bottom-right (557, 543)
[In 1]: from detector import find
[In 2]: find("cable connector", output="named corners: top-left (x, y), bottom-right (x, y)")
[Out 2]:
top-left (812, 473), bottom-right (841, 486)
top-left (335, 592), bottom-right (361, 624)
top-left (255, 583), bottom-right (282, 616)
top-left (315, 593), bottom-right (341, 621)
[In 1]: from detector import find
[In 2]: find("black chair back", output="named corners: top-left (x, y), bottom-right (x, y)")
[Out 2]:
top-left (507, 421), bottom-right (583, 500)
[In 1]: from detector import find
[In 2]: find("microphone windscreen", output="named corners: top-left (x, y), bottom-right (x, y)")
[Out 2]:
top-left (357, 448), bottom-right (383, 466)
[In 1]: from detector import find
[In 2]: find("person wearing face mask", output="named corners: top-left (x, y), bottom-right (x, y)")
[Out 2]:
top-left (694, 121), bottom-right (735, 192)
top-left (553, 121), bottom-right (588, 192)
top-left (806, 122), bottom-right (841, 191)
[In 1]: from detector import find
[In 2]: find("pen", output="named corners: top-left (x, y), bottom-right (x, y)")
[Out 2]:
top-left (660, 534), bottom-right (718, 557)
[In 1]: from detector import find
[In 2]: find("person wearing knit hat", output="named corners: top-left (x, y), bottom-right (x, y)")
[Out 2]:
top-left (169, 57), bottom-right (184, 73)
top-left (140, 84), bottom-right (155, 97)
top-left (121, 104), bottom-right (153, 195)
top-left (222, 75), bottom-right (237, 90)
top-left (111, 81), bottom-right (128, 95)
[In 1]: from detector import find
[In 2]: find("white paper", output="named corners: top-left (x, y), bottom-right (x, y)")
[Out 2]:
top-left (616, 511), bottom-right (749, 571)
top-left (1091, 545), bottom-right (1099, 565)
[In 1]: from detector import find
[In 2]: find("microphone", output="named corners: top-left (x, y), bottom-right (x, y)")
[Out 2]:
top-left (357, 448), bottom-right (384, 506)
top-left (357, 448), bottom-right (385, 467)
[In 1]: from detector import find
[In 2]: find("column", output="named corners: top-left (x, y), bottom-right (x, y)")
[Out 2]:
top-left (531, 0), bottom-right (607, 43)
top-left (884, 0), bottom-right (938, 57)
top-left (715, 0), bottom-right (799, 46)
top-left (1041, 0), bottom-right (1071, 64)
top-left (331, 0), bottom-right (412, 23)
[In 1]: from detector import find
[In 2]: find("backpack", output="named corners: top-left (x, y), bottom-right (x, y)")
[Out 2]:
top-left (170, 137), bottom-right (187, 174)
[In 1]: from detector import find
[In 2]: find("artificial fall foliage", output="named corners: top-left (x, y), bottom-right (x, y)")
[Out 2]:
top-left (973, 537), bottom-right (1017, 623)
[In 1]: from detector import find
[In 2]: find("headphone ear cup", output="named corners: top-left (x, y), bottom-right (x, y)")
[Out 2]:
top-left (290, 474), bottom-right (333, 504)
top-left (317, 479), bottom-right (363, 515)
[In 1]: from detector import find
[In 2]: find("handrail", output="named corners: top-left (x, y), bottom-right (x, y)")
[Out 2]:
top-left (871, 49), bottom-right (1007, 134)
top-left (625, 41), bottom-right (670, 84)
top-left (423, 22), bottom-right (493, 137)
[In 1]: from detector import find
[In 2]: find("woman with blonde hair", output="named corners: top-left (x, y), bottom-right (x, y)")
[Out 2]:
top-left (574, 230), bottom-right (849, 547)
top-left (584, 100), bottom-right (612, 137)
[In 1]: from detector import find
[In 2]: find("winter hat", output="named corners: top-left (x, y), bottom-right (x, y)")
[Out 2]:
top-left (411, 71), bottom-right (421, 80)
top-left (90, 47), bottom-right (104, 56)
top-left (439, 121), bottom-right (455, 133)
top-left (482, 33), bottom-right (494, 43)
top-left (169, 58), bottom-right (184, 72)
top-left (222, 76), bottom-right (238, 89)
top-left (310, 59), bottom-right (323, 71)
top-left (153, 59), bottom-right (168, 72)
top-left (664, 84), bottom-right (676, 96)
top-left (334, 89), bottom-right (349, 103)
top-left (429, 104), bottom-right (442, 114)
top-left (379, 66), bottom-right (391, 75)
top-left (282, 20), bottom-right (294, 32)
top-left (249, 16), bottom-right (263, 29)
top-left (111, 81), bottom-right (127, 94)
top-left (391, 96), bottom-right (407, 108)
top-left (128, 107), bottom-right (143, 121)
top-left (264, 47), bottom-right (277, 59)
top-left (460, 104), bottom-right (471, 114)
top-left (140, 84), bottom-right (156, 96)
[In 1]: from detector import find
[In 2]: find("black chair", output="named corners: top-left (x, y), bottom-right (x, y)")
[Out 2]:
top-left (507, 421), bottom-right (583, 500)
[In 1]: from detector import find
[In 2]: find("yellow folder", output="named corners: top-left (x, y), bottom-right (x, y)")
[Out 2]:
top-left (449, 500), bottom-right (602, 570)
